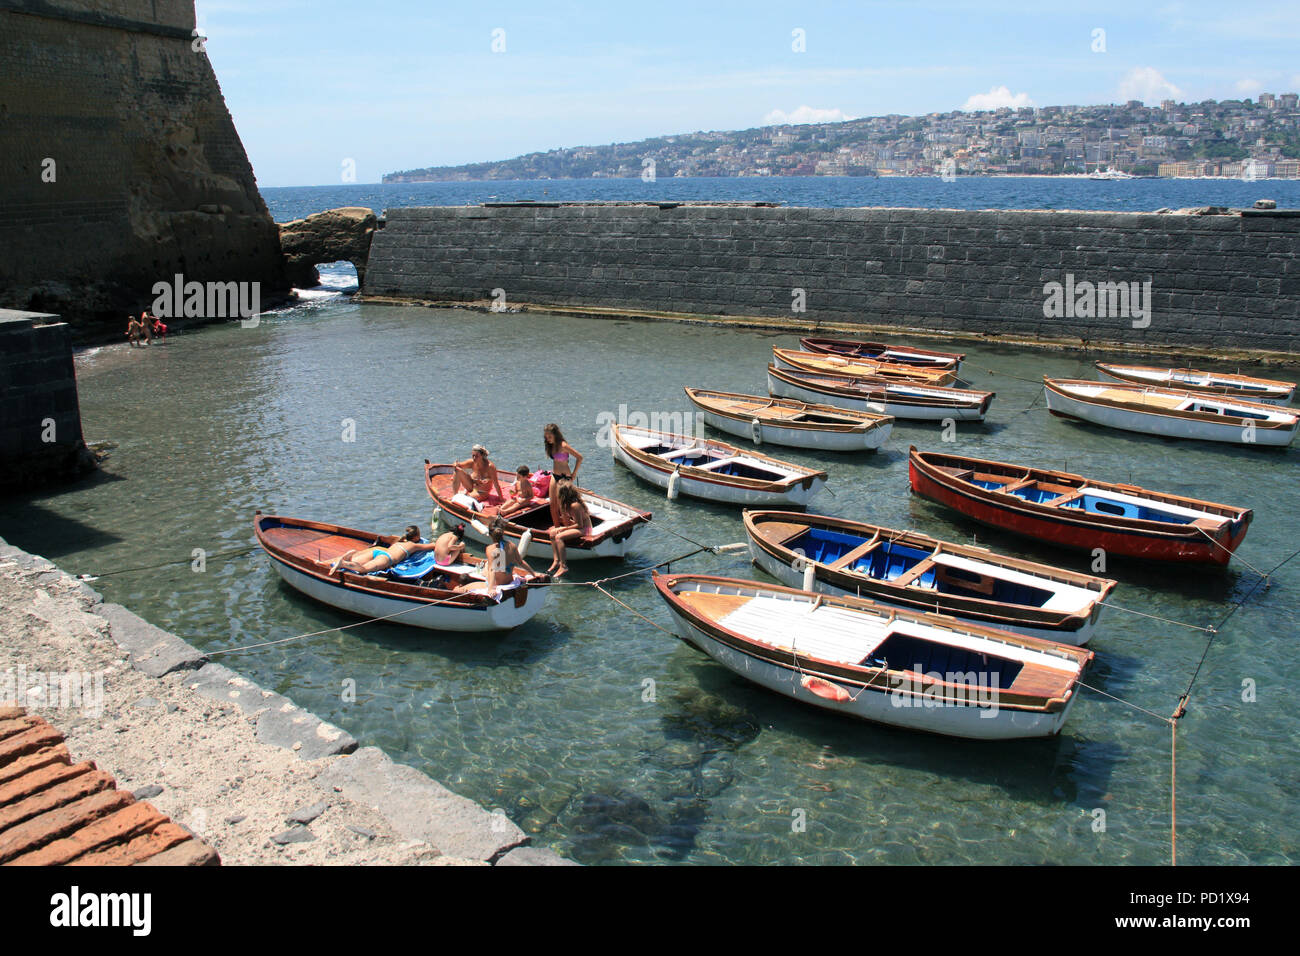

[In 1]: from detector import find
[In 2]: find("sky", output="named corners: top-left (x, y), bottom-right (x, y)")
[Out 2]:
top-left (195, 1), bottom-right (1300, 187)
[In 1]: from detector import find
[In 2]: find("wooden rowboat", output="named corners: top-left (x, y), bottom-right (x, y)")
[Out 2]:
top-left (1095, 362), bottom-right (1295, 406)
top-left (773, 348), bottom-right (958, 387)
top-left (654, 573), bottom-right (1094, 740)
top-left (1044, 378), bottom-right (1298, 447)
top-left (767, 364), bottom-right (993, 421)
top-left (254, 513), bottom-right (550, 632)
top-left (907, 446), bottom-right (1253, 566)
top-left (612, 424), bottom-right (827, 507)
top-left (743, 510), bottom-right (1116, 644)
top-left (800, 336), bottom-right (965, 371)
top-left (683, 387), bottom-right (893, 452)
top-left (424, 461), bottom-right (652, 562)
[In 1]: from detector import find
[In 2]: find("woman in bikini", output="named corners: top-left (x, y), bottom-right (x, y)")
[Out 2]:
top-left (544, 424), bottom-right (583, 525)
top-left (451, 444), bottom-right (504, 503)
top-left (548, 483), bottom-right (593, 579)
top-left (456, 518), bottom-right (540, 593)
top-left (433, 524), bottom-right (468, 566)
top-left (328, 525), bottom-right (438, 574)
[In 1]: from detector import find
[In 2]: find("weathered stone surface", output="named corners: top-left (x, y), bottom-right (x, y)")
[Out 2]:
top-left (92, 603), bottom-right (206, 677)
top-left (362, 202), bottom-right (1300, 352)
top-left (287, 801), bottom-right (328, 825)
top-left (254, 699), bottom-right (357, 760)
top-left (0, 2), bottom-right (289, 338)
top-left (495, 846), bottom-right (580, 867)
top-left (279, 207), bottom-right (378, 288)
top-left (316, 746), bottom-right (527, 862)
top-left (270, 827), bottom-right (316, 845)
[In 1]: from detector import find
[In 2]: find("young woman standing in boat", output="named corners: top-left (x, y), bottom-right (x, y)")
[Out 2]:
top-left (328, 525), bottom-right (438, 574)
top-left (548, 483), bottom-right (593, 579)
top-left (451, 444), bottom-right (504, 503)
top-left (544, 424), bottom-right (583, 524)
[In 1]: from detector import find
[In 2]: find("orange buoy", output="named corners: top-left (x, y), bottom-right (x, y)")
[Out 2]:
top-left (801, 675), bottom-right (851, 703)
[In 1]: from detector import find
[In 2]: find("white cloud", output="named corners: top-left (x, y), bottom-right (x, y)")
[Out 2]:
top-left (1234, 78), bottom-right (1262, 95)
top-left (961, 86), bottom-right (1033, 111)
top-left (1117, 67), bottom-right (1182, 104)
top-left (762, 106), bottom-right (857, 126)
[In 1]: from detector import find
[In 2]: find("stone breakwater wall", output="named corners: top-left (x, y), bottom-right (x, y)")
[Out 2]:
top-left (363, 202), bottom-right (1300, 353)
top-left (0, 310), bottom-right (95, 492)
top-left (0, 536), bottom-right (572, 865)
top-left (0, 0), bottom-right (287, 336)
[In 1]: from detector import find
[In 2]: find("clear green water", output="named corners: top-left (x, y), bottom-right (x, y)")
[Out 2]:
top-left (3, 301), bottom-right (1297, 865)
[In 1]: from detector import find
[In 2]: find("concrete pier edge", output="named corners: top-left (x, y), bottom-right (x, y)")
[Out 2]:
top-left (0, 534), bottom-right (575, 866)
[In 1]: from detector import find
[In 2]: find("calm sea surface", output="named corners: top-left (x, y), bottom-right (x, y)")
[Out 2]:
top-left (2, 178), bottom-right (1297, 865)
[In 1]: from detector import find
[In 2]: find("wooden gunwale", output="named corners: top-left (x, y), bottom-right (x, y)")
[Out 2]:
top-left (1044, 378), bottom-right (1297, 432)
top-left (744, 510), bottom-right (1115, 630)
top-left (799, 336), bottom-right (966, 367)
top-left (683, 387), bottom-right (890, 434)
top-left (767, 365), bottom-right (992, 409)
top-left (613, 425), bottom-right (827, 492)
top-left (773, 348), bottom-right (958, 386)
top-left (655, 573), bottom-right (1091, 712)
top-left (1095, 362), bottom-right (1295, 400)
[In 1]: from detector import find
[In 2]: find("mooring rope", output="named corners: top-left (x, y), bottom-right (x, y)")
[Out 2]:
top-left (76, 544), bottom-right (259, 580)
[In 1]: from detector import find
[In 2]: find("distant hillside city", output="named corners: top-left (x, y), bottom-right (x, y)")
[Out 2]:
top-left (386, 95), bottom-right (1300, 183)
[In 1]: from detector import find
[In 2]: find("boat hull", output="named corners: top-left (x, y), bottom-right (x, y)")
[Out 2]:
top-left (264, 548), bottom-right (549, 632)
top-left (1096, 366), bottom-right (1293, 406)
top-left (907, 457), bottom-right (1247, 565)
top-left (662, 599), bottom-right (1076, 740)
top-left (695, 406), bottom-right (890, 451)
top-left (767, 368), bottom-right (990, 421)
top-left (613, 439), bottom-right (824, 506)
top-left (1045, 383), bottom-right (1297, 447)
top-left (746, 541), bottom-right (1099, 645)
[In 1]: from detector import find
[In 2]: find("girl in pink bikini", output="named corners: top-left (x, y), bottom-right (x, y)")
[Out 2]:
top-left (544, 423), bottom-right (583, 525)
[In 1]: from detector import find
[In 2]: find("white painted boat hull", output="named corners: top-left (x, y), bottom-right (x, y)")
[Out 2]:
top-left (1096, 368), bottom-right (1292, 406)
top-left (268, 555), bottom-right (550, 632)
top-left (767, 370), bottom-right (986, 421)
top-left (746, 542), bottom-right (1097, 645)
top-left (697, 407), bottom-right (891, 452)
top-left (1046, 387), bottom-right (1297, 447)
top-left (613, 442), bottom-right (824, 507)
top-left (665, 610), bottom-right (1075, 740)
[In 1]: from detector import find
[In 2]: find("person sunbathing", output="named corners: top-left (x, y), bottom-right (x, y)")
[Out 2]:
top-left (433, 524), bottom-right (468, 566)
top-left (497, 466), bottom-right (539, 517)
top-left (455, 518), bottom-right (542, 594)
top-left (451, 444), bottom-right (504, 503)
top-left (548, 483), bottom-right (593, 579)
top-left (328, 525), bottom-right (438, 574)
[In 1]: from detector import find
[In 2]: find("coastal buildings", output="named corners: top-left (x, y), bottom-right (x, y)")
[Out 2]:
top-left (386, 97), bottom-right (1300, 183)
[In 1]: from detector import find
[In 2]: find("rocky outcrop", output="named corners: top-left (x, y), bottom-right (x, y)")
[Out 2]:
top-left (278, 207), bottom-right (378, 288)
top-left (0, 0), bottom-right (289, 340)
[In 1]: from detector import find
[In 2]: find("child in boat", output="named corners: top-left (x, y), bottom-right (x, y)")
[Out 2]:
top-left (548, 483), bottom-right (593, 579)
top-left (498, 466), bottom-right (537, 517)
top-left (328, 525), bottom-right (439, 574)
top-left (543, 423), bottom-right (582, 524)
top-left (451, 444), bottom-right (504, 504)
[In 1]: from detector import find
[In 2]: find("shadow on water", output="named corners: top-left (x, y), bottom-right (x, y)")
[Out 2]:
top-left (557, 681), bottom-right (762, 864)
top-left (1044, 416), bottom-right (1297, 463)
top-left (0, 499), bottom-right (124, 559)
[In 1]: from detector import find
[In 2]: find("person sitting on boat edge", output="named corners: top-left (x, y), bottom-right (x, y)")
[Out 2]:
top-left (327, 525), bottom-right (439, 574)
top-left (547, 482), bottom-right (593, 579)
top-left (451, 444), bottom-right (504, 504)
top-left (434, 523), bottom-right (468, 566)
top-left (455, 517), bottom-right (544, 594)
top-left (544, 423), bottom-right (583, 525)
top-left (498, 466), bottom-right (538, 517)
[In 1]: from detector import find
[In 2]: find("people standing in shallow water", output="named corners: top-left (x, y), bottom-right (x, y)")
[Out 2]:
top-left (126, 315), bottom-right (143, 347)
top-left (328, 525), bottom-right (438, 574)
top-left (548, 482), bottom-right (593, 579)
top-left (544, 423), bottom-right (583, 525)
